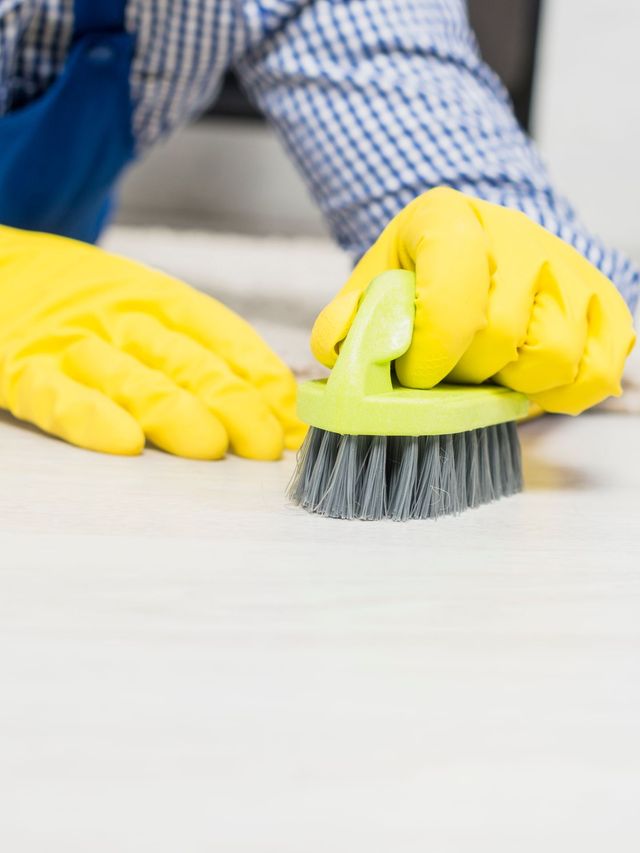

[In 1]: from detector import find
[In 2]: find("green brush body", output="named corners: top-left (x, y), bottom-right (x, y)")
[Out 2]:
top-left (289, 270), bottom-right (529, 521)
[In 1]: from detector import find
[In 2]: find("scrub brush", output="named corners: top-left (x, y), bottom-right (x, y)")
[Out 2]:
top-left (288, 270), bottom-right (529, 521)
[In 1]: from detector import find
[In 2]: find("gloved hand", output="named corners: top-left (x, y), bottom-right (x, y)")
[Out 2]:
top-left (0, 226), bottom-right (305, 459)
top-left (312, 187), bottom-right (636, 414)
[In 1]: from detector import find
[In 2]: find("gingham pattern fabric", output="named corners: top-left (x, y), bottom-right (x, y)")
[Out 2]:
top-left (0, 0), bottom-right (73, 113)
top-left (1, 0), bottom-right (638, 309)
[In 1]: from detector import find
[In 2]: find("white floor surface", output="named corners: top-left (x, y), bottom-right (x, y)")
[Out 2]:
top-left (1, 228), bottom-right (639, 851)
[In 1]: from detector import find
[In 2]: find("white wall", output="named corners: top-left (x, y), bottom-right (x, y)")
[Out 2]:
top-left (118, 121), bottom-right (327, 237)
top-left (533, 0), bottom-right (640, 259)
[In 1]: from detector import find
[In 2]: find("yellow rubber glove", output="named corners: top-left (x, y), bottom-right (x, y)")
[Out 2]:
top-left (0, 226), bottom-right (305, 459)
top-left (312, 187), bottom-right (636, 415)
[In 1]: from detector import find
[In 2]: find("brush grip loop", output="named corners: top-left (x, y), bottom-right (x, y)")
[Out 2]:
top-left (324, 270), bottom-right (415, 405)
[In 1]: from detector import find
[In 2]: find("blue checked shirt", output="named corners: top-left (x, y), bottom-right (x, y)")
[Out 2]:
top-left (1, 0), bottom-right (638, 310)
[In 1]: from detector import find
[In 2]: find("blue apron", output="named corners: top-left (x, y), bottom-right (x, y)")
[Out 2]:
top-left (0, 0), bottom-right (135, 243)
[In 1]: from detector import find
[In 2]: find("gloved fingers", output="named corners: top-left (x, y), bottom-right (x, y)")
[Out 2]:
top-left (447, 202), bottom-right (549, 384)
top-left (445, 255), bottom-right (533, 385)
top-left (152, 284), bottom-right (304, 450)
top-left (529, 291), bottom-right (636, 415)
top-left (62, 337), bottom-right (228, 459)
top-left (4, 354), bottom-right (144, 455)
top-left (494, 260), bottom-right (590, 395)
top-left (112, 312), bottom-right (287, 460)
top-left (311, 288), bottom-right (367, 369)
top-left (394, 188), bottom-right (492, 388)
top-left (282, 421), bottom-right (307, 451)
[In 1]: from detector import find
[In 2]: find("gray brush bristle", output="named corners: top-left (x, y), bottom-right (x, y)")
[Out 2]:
top-left (288, 423), bottom-right (523, 521)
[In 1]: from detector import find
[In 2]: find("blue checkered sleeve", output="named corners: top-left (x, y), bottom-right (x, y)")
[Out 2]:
top-left (235, 0), bottom-right (639, 312)
top-left (2, 0), bottom-right (639, 310)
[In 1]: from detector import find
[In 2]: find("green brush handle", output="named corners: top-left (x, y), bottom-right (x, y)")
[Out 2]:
top-left (299, 270), bottom-right (530, 436)
top-left (324, 270), bottom-right (416, 401)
